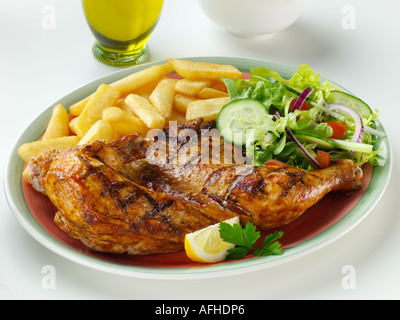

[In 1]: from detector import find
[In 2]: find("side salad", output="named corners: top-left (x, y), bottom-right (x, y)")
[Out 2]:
top-left (216, 64), bottom-right (385, 170)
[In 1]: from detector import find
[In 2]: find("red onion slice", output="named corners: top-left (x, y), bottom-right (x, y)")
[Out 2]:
top-left (291, 87), bottom-right (312, 111)
top-left (327, 103), bottom-right (364, 142)
top-left (327, 103), bottom-right (364, 154)
top-left (274, 111), bottom-right (322, 169)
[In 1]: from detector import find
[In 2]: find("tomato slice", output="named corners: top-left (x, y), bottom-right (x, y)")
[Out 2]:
top-left (317, 150), bottom-right (331, 168)
top-left (327, 121), bottom-right (347, 139)
top-left (290, 99), bottom-right (310, 112)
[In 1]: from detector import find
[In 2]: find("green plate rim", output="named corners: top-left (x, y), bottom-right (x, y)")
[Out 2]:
top-left (4, 56), bottom-right (393, 279)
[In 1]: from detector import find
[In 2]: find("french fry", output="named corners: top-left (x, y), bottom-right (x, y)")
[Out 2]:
top-left (69, 96), bottom-right (90, 117)
top-left (18, 135), bottom-right (80, 163)
top-left (117, 98), bottom-right (152, 127)
top-left (78, 120), bottom-right (114, 145)
top-left (42, 104), bottom-right (69, 140)
top-left (112, 63), bottom-right (173, 95)
top-left (112, 131), bottom-right (123, 141)
top-left (69, 63), bottom-right (173, 116)
top-left (212, 82), bottom-right (228, 92)
top-left (166, 110), bottom-right (187, 128)
top-left (125, 94), bottom-right (165, 129)
top-left (131, 76), bottom-right (165, 99)
top-left (173, 93), bottom-right (197, 114)
top-left (175, 79), bottom-right (212, 96)
top-left (70, 83), bottom-right (120, 137)
top-left (197, 87), bottom-right (229, 99)
top-left (186, 97), bottom-right (230, 122)
top-left (68, 116), bottom-right (78, 135)
top-left (167, 59), bottom-right (242, 80)
top-left (102, 106), bottom-right (148, 136)
top-left (116, 98), bottom-right (134, 115)
top-left (149, 78), bottom-right (178, 118)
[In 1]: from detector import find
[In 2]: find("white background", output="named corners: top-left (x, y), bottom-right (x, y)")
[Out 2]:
top-left (1, 0), bottom-right (399, 299)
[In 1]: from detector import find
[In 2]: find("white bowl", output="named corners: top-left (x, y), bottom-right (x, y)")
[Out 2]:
top-left (198, 0), bottom-right (307, 38)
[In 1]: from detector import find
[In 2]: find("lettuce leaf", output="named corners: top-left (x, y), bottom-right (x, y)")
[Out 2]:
top-left (289, 64), bottom-right (333, 102)
top-left (286, 112), bottom-right (333, 138)
top-left (250, 67), bottom-right (290, 85)
top-left (222, 77), bottom-right (289, 112)
top-left (250, 64), bottom-right (336, 103)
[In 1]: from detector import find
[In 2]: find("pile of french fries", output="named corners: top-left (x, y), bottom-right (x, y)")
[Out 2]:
top-left (18, 59), bottom-right (243, 166)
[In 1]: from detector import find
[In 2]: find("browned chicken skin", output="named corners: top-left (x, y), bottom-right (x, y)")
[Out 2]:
top-left (26, 119), bottom-right (363, 255)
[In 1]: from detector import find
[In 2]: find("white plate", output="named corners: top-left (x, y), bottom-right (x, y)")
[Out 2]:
top-left (4, 57), bottom-right (392, 279)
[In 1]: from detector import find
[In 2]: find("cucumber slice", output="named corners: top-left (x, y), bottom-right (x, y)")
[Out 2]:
top-left (292, 130), bottom-right (336, 150)
top-left (216, 98), bottom-right (268, 145)
top-left (330, 91), bottom-right (372, 118)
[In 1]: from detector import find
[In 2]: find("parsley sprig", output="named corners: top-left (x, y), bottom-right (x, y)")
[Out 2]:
top-left (219, 221), bottom-right (284, 260)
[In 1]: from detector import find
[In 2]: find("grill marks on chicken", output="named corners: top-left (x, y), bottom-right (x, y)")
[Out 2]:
top-left (26, 119), bottom-right (363, 255)
top-left (123, 158), bottom-right (362, 230)
top-left (32, 146), bottom-right (219, 254)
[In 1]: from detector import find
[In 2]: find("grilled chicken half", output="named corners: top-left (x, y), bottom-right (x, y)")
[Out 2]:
top-left (26, 119), bottom-right (363, 255)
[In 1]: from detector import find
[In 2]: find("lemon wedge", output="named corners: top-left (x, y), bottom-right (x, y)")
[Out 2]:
top-left (184, 217), bottom-right (239, 263)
